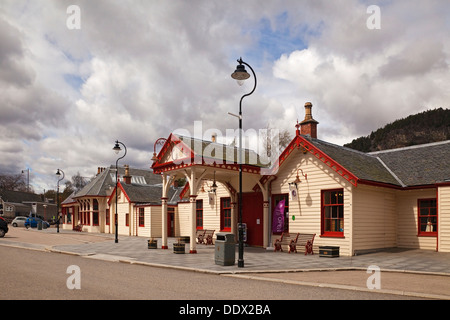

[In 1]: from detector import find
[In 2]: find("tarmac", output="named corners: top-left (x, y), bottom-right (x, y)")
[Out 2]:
top-left (1, 226), bottom-right (450, 300)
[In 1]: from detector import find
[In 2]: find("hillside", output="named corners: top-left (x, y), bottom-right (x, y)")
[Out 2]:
top-left (344, 108), bottom-right (450, 152)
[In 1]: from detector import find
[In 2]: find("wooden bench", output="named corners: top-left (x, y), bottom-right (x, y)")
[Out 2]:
top-left (196, 229), bottom-right (206, 244)
top-left (204, 230), bottom-right (215, 245)
top-left (297, 233), bottom-right (316, 255)
top-left (274, 232), bottom-right (316, 255)
top-left (274, 232), bottom-right (297, 253)
top-left (196, 229), bottom-right (215, 244)
top-left (73, 224), bottom-right (83, 232)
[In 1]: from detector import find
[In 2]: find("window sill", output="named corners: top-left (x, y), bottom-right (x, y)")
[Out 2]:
top-left (320, 233), bottom-right (345, 238)
top-left (417, 233), bottom-right (437, 237)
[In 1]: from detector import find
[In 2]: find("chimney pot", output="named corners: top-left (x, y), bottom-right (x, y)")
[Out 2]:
top-left (123, 165), bottom-right (131, 184)
top-left (299, 102), bottom-right (319, 139)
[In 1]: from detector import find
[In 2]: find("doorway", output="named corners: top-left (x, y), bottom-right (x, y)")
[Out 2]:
top-left (168, 207), bottom-right (175, 237)
top-left (241, 192), bottom-right (263, 247)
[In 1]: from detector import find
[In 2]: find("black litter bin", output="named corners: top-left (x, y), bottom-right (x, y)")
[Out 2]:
top-left (215, 233), bottom-right (235, 266)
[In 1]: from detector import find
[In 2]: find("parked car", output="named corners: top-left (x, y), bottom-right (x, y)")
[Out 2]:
top-left (25, 217), bottom-right (50, 229)
top-left (0, 217), bottom-right (8, 237)
top-left (12, 216), bottom-right (28, 227)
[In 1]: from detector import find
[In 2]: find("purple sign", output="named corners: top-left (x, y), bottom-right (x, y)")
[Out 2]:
top-left (272, 199), bottom-right (285, 233)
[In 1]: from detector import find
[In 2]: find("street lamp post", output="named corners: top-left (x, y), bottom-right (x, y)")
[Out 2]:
top-left (22, 169), bottom-right (30, 192)
top-left (56, 169), bottom-right (65, 233)
top-left (113, 140), bottom-right (127, 243)
top-left (231, 57), bottom-right (257, 268)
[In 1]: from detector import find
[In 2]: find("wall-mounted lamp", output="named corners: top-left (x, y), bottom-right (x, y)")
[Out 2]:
top-left (290, 168), bottom-right (307, 188)
top-left (152, 138), bottom-right (167, 162)
top-left (294, 169), bottom-right (307, 184)
top-left (210, 171), bottom-right (218, 194)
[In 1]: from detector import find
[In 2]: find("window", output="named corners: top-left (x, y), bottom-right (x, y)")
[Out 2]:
top-left (85, 201), bottom-right (90, 225)
top-left (221, 197), bottom-right (232, 231)
top-left (67, 208), bottom-right (72, 224)
top-left (321, 189), bottom-right (344, 237)
top-left (418, 199), bottom-right (437, 236)
top-left (126, 213), bottom-right (129, 226)
top-left (196, 200), bottom-right (203, 229)
top-left (106, 209), bottom-right (110, 225)
top-left (92, 199), bottom-right (99, 226)
top-left (139, 208), bottom-right (145, 227)
top-left (272, 194), bottom-right (289, 234)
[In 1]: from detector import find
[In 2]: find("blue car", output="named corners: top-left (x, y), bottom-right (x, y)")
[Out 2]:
top-left (25, 217), bottom-right (50, 229)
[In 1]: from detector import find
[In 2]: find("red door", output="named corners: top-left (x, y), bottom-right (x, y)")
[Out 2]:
top-left (241, 192), bottom-right (263, 247)
top-left (167, 208), bottom-right (175, 237)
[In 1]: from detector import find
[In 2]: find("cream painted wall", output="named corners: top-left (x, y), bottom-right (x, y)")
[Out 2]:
top-left (271, 149), bottom-right (353, 256)
top-left (438, 186), bottom-right (450, 252)
top-left (396, 188), bottom-right (437, 250)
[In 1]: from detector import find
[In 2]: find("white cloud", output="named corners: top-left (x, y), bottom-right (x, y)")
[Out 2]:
top-left (0, 0), bottom-right (449, 192)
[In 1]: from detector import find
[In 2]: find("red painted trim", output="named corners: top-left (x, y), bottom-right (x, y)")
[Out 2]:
top-left (180, 183), bottom-right (190, 199)
top-left (265, 135), bottom-right (359, 187)
top-left (107, 181), bottom-right (131, 205)
top-left (297, 136), bottom-right (358, 187)
top-left (220, 197), bottom-right (232, 232)
top-left (417, 198), bottom-right (438, 237)
top-left (320, 188), bottom-right (345, 237)
top-left (161, 246), bottom-right (168, 249)
top-left (224, 182), bottom-right (237, 196)
top-left (189, 250), bottom-right (197, 254)
top-left (153, 160), bottom-right (262, 175)
top-left (436, 188), bottom-right (439, 252)
top-left (151, 134), bottom-right (195, 170)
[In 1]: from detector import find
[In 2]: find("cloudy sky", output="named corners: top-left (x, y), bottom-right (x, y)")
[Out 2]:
top-left (1, 0), bottom-right (449, 193)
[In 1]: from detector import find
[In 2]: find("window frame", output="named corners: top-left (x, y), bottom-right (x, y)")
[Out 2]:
top-left (106, 208), bottom-right (110, 226)
top-left (321, 189), bottom-right (344, 238)
top-left (196, 199), bottom-right (203, 230)
top-left (417, 198), bottom-right (437, 237)
top-left (220, 197), bottom-right (232, 232)
top-left (92, 199), bottom-right (99, 226)
top-left (139, 207), bottom-right (145, 227)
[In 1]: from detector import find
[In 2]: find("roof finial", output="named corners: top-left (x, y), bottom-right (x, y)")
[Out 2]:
top-left (295, 119), bottom-right (301, 135)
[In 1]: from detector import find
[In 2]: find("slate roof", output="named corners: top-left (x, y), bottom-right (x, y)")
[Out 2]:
top-left (120, 183), bottom-right (182, 205)
top-left (177, 135), bottom-right (268, 167)
top-left (304, 136), bottom-right (450, 187)
top-left (305, 136), bottom-right (401, 186)
top-left (156, 131), bottom-right (450, 189)
top-left (370, 140), bottom-right (450, 187)
top-left (74, 166), bottom-right (162, 198)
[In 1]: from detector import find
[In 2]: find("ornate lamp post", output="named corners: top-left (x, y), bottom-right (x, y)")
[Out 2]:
top-left (56, 169), bottom-right (65, 233)
top-left (231, 57), bottom-right (257, 268)
top-left (22, 169), bottom-right (30, 192)
top-left (113, 140), bottom-right (127, 243)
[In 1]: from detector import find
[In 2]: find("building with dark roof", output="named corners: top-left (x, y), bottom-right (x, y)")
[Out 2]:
top-left (61, 102), bottom-right (449, 256)
top-left (151, 102), bottom-right (450, 255)
top-left (61, 165), bottom-right (182, 237)
top-left (0, 189), bottom-right (56, 222)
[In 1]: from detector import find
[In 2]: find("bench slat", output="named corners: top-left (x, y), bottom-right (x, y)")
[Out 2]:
top-left (274, 232), bottom-right (315, 255)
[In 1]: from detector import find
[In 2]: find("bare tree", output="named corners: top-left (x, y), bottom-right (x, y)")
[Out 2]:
top-left (0, 173), bottom-right (31, 192)
top-left (260, 122), bottom-right (292, 158)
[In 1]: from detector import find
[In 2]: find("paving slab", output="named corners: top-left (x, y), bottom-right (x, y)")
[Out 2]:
top-left (2, 227), bottom-right (450, 299)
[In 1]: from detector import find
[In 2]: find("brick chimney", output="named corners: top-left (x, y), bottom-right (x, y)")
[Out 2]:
top-left (123, 165), bottom-right (132, 184)
top-left (299, 102), bottom-right (319, 138)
